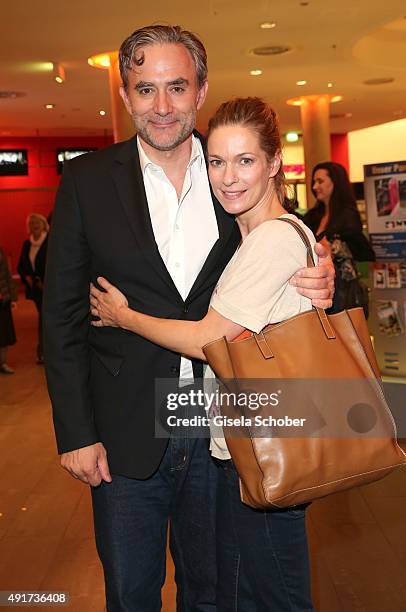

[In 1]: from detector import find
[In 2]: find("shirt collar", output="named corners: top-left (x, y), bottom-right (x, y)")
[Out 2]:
top-left (137, 134), bottom-right (204, 175)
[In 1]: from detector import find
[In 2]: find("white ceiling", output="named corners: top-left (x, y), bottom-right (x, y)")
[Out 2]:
top-left (1, 0), bottom-right (405, 137)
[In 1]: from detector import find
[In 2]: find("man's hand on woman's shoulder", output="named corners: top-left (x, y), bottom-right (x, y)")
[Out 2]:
top-left (289, 242), bottom-right (335, 309)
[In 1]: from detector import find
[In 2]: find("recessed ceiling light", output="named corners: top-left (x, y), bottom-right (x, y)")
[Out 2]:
top-left (250, 69), bottom-right (263, 76)
top-left (296, 80), bottom-right (307, 86)
top-left (260, 22), bottom-right (276, 29)
top-left (331, 95), bottom-right (343, 103)
top-left (88, 53), bottom-right (112, 69)
top-left (99, 110), bottom-right (106, 116)
top-left (286, 132), bottom-right (299, 142)
top-left (286, 98), bottom-right (304, 107)
top-left (327, 82), bottom-right (333, 88)
top-left (53, 63), bottom-right (65, 84)
top-left (44, 103), bottom-right (55, 109)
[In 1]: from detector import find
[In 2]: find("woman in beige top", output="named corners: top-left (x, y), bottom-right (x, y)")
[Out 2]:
top-left (90, 98), bottom-right (317, 610)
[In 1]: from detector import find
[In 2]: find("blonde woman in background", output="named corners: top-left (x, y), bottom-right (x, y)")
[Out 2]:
top-left (18, 213), bottom-right (49, 363)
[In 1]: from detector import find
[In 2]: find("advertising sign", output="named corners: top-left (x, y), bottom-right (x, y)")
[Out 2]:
top-left (364, 161), bottom-right (406, 259)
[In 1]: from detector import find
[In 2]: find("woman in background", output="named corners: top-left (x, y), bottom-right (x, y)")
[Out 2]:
top-left (303, 161), bottom-right (375, 316)
top-left (0, 245), bottom-right (17, 374)
top-left (18, 213), bottom-right (49, 363)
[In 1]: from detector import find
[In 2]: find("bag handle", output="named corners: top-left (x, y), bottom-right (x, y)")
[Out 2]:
top-left (276, 217), bottom-right (316, 266)
top-left (275, 217), bottom-right (335, 340)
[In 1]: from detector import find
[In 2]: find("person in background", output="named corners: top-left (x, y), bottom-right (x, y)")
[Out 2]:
top-left (0, 245), bottom-right (17, 374)
top-left (17, 213), bottom-right (49, 363)
top-left (303, 161), bottom-right (375, 315)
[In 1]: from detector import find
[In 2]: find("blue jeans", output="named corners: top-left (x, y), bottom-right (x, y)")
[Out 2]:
top-left (216, 461), bottom-right (314, 612)
top-left (91, 437), bottom-right (217, 611)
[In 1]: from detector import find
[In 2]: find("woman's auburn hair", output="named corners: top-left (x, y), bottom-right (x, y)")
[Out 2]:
top-left (207, 97), bottom-right (293, 209)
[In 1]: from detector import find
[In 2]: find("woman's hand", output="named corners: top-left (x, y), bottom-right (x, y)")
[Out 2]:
top-left (90, 277), bottom-right (129, 328)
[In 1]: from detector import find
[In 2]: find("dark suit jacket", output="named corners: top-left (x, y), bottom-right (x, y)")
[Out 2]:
top-left (43, 135), bottom-right (240, 479)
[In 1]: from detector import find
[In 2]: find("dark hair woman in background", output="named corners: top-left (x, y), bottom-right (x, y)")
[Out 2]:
top-left (17, 213), bottom-right (49, 363)
top-left (303, 161), bottom-right (375, 316)
top-left (0, 245), bottom-right (17, 374)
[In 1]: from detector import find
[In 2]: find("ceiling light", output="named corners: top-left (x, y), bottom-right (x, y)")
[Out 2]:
top-left (260, 22), bottom-right (276, 29)
top-left (250, 69), bottom-right (263, 76)
top-left (52, 63), bottom-right (65, 84)
top-left (286, 132), bottom-right (299, 142)
top-left (296, 80), bottom-right (307, 86)
top-left (363, 77), bottom-right (394, 86)
top-left (251, 45), bottom-right (291, 56)
top-left (99, 110), bottom-right (106, 116)
top-left (37, 62), bottom-right (54, 72)
top-left (286, 98), bottom-right (304, 107)
top-left (88, 53), bottom-right (112, 69)
top-left (327, 82), bottom-right (333, 88)
top-left (0, 91), bottom-right (26, 99)
top-left (44, 103), bottom-right (55, 109)
top-left (287, 94), bottom-right (342, 107)
top-left (345, 112), bottom-right (353, 118)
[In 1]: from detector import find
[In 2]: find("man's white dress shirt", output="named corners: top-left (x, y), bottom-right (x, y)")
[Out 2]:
top-left (137, 135), bottom-right (219, 383)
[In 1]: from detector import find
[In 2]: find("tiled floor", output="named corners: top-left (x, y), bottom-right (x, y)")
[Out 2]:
top-left (0, 299), bottom-right (405, 611)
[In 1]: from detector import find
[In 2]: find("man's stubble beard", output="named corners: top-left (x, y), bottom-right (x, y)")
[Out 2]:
top-left (131, 110), bottom-right (197, 152)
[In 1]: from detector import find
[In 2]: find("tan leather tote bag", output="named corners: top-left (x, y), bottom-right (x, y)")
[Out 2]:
top-left (203, 218), bottom-right (406, 509)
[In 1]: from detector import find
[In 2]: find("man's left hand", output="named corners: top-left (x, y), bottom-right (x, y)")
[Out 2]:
top-left (290, 242), bottom-right (335, 309)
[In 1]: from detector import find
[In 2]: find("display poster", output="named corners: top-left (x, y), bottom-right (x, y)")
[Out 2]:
top-left (376, 300), bottom-right (403, 336)
top-left (364, 161), bottom-right (406, 259)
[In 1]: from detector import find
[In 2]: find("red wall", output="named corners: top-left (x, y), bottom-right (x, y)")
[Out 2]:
top-left (331, 134), bottom-right (349, 171)
top-left (1, 132), bottom-right (350, 272)
top-left (0, 136), bottom-right (113, 272)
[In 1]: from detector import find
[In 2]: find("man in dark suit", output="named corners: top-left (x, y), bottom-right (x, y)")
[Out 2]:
top-left (44, 25), bottom-right (333, 611)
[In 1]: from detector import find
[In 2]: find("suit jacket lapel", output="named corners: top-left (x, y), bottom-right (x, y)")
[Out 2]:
top-left (111, 137), bottom-right (182, 299)
top-left (187, 188), bottom-right (240, 302)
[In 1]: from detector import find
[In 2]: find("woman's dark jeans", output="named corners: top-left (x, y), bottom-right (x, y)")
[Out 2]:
top-left (216, 460), bottom-right (314, 612)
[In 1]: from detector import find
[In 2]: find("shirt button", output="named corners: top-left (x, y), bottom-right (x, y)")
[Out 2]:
top-left (175, 262), bottom-right (181, 268)
top-left (175, 224), bottom-right (180, 230)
